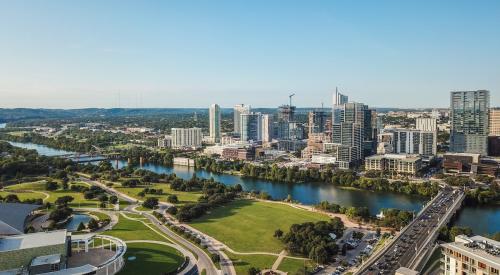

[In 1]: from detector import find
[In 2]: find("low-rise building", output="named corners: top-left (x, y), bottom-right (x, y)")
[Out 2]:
top-left (365, 154), bottom-right (422, 175)
top-left (443, 153), bottom-right (499, 176)
top-left (441, 235), bottom-right (500, 275)
top-left (173, 157), bottom-right (195, 167)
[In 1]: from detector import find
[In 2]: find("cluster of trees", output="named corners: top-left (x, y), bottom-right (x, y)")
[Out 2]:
top-left (49, 195), bottom-right (75, 223)
top-left (465, 186), bottom-right (500, 205)
top-left (238, 163), bottom-right (440, 197)
top-left (375, 208), bottom-right (413, 229)
top-left (175, 180), bottom-right (243, 222)
top-left (438, 226), bottom-right (473, 242)
top-left (315, 201), bottom-right (413, 228)
top-left (281, 218), bottom-right (345, 264)
top-left (142, 197), bottom-right (159, 209)
top-left (195, 157), bottom-right (245, 173)
top-left (0, 141), bottom-right (74, 181)
top-left (138, 187), bottom-right (164, 197)
top-left (0, 194), bottom-right (43, 205)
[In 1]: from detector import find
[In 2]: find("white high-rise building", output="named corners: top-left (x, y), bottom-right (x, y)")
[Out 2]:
top-left (209, 104), bottom-right (221, 143)
top-left (261, 114), bottom-right (273, 143)
top-left (171, 128), bottom-right (202, 149)
top-left (234, 104), bottom-right (251, 135)
top-left (416, 117), bottom-right (437, 132)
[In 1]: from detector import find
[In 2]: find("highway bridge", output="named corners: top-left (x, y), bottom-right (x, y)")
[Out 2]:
top-left (355, 187), bottom-right (465, 275)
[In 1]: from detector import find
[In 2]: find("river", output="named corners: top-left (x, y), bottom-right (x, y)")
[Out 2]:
top-left (6, 141), bottom-right (499, 235)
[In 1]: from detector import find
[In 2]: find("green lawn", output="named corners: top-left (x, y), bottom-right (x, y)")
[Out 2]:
top-left (119, 242), bottom-right (184, 275)
top-left (189, 200), bottom-right (330, 253)
top-left (5, 181), bottom-right (115, 208)
top-left (116, 183), bottom-right (202, 205)
top-left (0, 190), bottom-right (46, 201)
top-left (225, 251), bottom-right (277, 275)
top-left (103, 214), bottom-right (170, 242)
top-left (278, 257), bottom-right (314, 275)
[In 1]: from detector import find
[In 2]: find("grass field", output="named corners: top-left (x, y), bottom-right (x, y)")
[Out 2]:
top-left (189, 200), bottom-right (330, 253)
top-left (3, 181), bottom-right (128, 209)
top-left (103, 214), bottom-right (171, 242)
top-left (225, 251), bottom-right (277, 275)
top-left (120, 242), bottom-right (184, 275)
top-left (115, 183), bottom-right (202, 205)
top-left (0, 190), bottom-right (46, 201)
top-left (277, 257), bottom-right (314, 275)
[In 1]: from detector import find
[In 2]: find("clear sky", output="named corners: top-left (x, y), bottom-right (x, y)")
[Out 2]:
top-left (0, 0), bottom-right (499, 108)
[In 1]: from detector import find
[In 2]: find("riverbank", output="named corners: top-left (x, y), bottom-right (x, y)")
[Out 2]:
top-left (6, 141), bottom-right (500, 235)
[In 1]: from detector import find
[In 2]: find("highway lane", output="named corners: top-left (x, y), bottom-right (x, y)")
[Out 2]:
top-left (357, 187), bottom-right (463, 275)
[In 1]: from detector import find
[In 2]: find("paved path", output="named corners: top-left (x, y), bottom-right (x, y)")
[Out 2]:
top-left (271, 250), bottom-right (287, 270)
top-left (78, 175), bottom-right (221, 275)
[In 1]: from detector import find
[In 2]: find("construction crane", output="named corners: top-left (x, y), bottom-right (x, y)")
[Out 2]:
top-left (289, 93), bottom-right (295, 106)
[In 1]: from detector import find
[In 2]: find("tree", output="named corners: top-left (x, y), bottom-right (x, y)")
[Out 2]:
top-left (210, 253), bottom-right (220, 263)
top-left (109, 195), bottom-right (118, 204)
top-left (54, 196), bottom-right (74, 207)
top-left (77, 222), bottom-right (86, 231)
top-left (4, 194), bottom-right (20, 203)
top-left (62, 181), bottom-right (69, 190)
top-left (248, 267), bottom-right (260, 275)
top-left (87, 218), bottom-right (99, 231)
top-left (167, 206), bottom-right (178, 215)
top-left (45, 181), bottom-right (59, 191)
top-left (97, 194), bottom-right (108, 202)
top-left (143, 197), bottom-right (159, 209)
top-left (376, 227), bottom-right (381, 237)
top-left (274, 229), bottom-right (284, 238)
top-left (167, 194), bottom-right (179, 204)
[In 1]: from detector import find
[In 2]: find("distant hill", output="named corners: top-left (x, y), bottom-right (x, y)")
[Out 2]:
top-left (0, 107), bottom-right (445, 122)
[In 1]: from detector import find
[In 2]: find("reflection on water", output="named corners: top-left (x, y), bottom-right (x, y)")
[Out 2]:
top-left (65, 214), bottom-right (92, 231)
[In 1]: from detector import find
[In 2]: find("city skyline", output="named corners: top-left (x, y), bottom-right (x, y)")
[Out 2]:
top-left (1, 1), bottom-right (500, 108)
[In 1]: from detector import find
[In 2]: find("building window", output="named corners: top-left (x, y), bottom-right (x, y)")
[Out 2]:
top-left (478, 262), bottom-right (486, 269)
top-left (491, 267), bottom-right (499, 274)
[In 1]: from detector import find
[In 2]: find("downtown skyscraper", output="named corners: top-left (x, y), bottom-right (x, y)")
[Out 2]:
top-left (450, 90), bottom-right (490, 155)
top-left (209, 104), bottom-right (221, 143)
top-left (233, 104), bottom-right (251, 136)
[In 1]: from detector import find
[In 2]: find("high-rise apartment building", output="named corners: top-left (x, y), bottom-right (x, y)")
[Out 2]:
top-left (333, 88), bottom-right (348, 106)
top-left (332, 101), bottom-right (374, 165)
top-left (171, 128), bottom-right (202, 149)
top-left (261, 114), bottom-right (273, 143)
top-left (450, 90), bottom-right (490, 155)
top-left (240, 112), bottom-right (262, 142)
top-left (308, 110), bottom-right (328, 134)
top-left (233, 104), bottom-right (251, 135)
top-left (490, 107), bottom-right (500, 136)
top-left (379, 128), bottom-right (437, 156)
top-left (209, 104), bottom-right (221, 143)
top-left (441, 235), bottom-right (499, 275)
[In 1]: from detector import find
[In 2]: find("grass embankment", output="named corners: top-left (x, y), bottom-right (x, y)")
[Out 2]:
top-left (103, 213), bottom-right (170, 242)
top-left (189, 199), bottom-right (331, 253)
top-left (225, 251), bottom-right (277, 275)
top-left (120, 242), bottom-right (185, 275)
top-left (278, 258), bottom-right (314, 275)
top-left (115, 183), bottom-right (202, 205)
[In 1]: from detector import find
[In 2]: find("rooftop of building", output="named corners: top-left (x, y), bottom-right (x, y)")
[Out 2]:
top-left (441, 235), bottom-right (500, 270)
top-left (366, 154), bottom-right (421, 161)
top-left (0, 203), bottom-right (40, 235)
top-left (0, 230), bottom-right (67, 252)
top-left (443, 152), bottom-right (481, 158)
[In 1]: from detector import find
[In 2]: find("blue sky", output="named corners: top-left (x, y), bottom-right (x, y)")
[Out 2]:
top-left (0, 0), bottom-right (499, 108)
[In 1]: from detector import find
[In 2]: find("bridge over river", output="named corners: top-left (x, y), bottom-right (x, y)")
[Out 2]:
top-left (356, 187), bottom-right (465, 275)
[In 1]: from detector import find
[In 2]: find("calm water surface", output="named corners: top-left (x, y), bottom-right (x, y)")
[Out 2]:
top-left (8, 141), bottom-right (500, 234)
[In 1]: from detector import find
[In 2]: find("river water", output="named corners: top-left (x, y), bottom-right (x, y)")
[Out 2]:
top-left (7, 141), bottom-right (499, 235)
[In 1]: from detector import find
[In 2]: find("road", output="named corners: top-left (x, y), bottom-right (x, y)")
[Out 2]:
top-left (356, 187), bottom-right (464, 275)
top-left (78, 176), bottom-right (223, 275)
